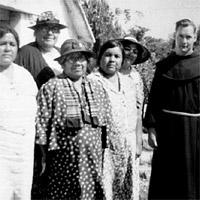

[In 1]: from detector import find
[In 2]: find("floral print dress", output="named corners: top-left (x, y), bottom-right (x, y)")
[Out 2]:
top-left (123, 67), bottom-right (144, 200)
top-left (89, 72), bottom-right (139, 200)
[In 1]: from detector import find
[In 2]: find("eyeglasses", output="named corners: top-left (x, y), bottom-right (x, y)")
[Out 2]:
top-left (38, 26), bottom-right (60, 33)
top-left (65, 55), bottom-right (87, 63)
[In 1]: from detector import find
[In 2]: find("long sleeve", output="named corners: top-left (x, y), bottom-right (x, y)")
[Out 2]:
top-left (143, 66), bottom-right (162, 128)
top-left (15, 44), bottom-right (48, 82)
top-left (35, 80), bottom-right (55, 145)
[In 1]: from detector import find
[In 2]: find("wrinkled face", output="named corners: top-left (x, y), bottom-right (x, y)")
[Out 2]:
top-left (34, 25), bottom-right (60, 49)
top-left (175, 25), bottom-right (196, 56)
top-left (62, 52), bottom-right (87, 80)
top-left (123, 43), bottom-right (138, 68)
top-left (0, 33), bottom-right (18, 68)
top-left (100, 47), bottom-right (123, 76)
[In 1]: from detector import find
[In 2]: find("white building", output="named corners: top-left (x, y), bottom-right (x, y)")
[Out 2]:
top-left (0, 0), bottom-right (95, 47)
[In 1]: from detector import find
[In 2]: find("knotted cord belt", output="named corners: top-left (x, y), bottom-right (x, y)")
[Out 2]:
top-left (162, 109), bottom-right (200, 117)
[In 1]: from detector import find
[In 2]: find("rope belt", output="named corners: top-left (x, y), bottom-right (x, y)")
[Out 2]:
top-left (162, 109), bottom-right (200, 117)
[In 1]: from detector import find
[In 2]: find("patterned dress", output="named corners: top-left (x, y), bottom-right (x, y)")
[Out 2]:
top-left (36, 74), bottom-right (113, 200)
top-left (89, 71), bottom-right (139, 200)
top-left (122, 67), bottom-right (144, 200)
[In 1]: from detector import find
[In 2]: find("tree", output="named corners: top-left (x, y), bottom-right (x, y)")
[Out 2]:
top-left (195, 25), bottom-right (200, 51)
top-left (127, 26), bottom-right (149, 42)
top-left (145, 36), bottom-right (174, 62)
top-left (81, 0), bottom-right (124, 55)
top-left (81, 0), bottom-right (176, 103)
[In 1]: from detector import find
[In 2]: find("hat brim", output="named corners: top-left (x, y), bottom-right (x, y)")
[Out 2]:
top-left (29, 22), bottom-right (67, 30)
top-left (54, 50), bottom-right (95, 64)
top-left (119, 38), bottom-right (151, 64)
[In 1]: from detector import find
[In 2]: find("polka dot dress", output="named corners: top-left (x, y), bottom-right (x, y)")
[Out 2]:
top-left (36, 76), bottom-right (112, 200)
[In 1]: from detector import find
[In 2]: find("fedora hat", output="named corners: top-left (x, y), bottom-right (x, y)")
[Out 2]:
top-left (29, 11), bottom-right (67, 30)
top-left (119, 36), bottom-right (151, 64)
top-left (54, 39), bottom-right (95, 64)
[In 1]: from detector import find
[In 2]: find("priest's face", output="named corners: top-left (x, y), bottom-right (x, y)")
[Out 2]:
top-left (175, 25), bottom-right (196, 56)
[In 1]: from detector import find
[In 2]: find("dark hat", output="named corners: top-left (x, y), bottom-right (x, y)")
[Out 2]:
top-left (29, 11), bottom-right (67, 30)
top-left (54, 39), bottom-right (95, 64)
top-left (119, 36), bottom-right (150, 64)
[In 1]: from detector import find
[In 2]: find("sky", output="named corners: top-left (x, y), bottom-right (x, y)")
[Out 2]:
top-left (106, 0), bottom-right (200, 40)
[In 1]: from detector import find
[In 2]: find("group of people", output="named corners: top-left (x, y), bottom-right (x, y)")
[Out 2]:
top-left (0, 10), bottom-right (199, 200)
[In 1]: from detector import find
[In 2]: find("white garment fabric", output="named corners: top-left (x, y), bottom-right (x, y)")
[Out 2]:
top-left (128, 68), bottom-right (144, 115)
top-left (0, 63), bottom-right (37, 200)
top-left (42, 48), bottom-right (63, 75)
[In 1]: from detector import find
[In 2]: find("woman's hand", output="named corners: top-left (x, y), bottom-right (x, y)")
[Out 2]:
top-left (135, 117), bottom-right (143, 159)
top-left (40, 157), bottom-right (46, 176)
top-left (136, 135), bottom-right (143, 159)
top-left (39, 145), bottom-right (47, 176)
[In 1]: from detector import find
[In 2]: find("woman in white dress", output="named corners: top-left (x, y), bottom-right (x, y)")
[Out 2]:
top-left (0, 25), bottom-right (37, 200)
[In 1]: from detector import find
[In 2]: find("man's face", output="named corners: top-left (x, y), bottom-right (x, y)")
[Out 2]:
top-left (175, 25), bottom-right (196, 56)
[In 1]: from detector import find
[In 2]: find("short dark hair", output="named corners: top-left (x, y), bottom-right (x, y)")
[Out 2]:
top-left (0, 25), bottom-right (20, 49)
top-left (175, 19), bottom-right (196, 33)
top-left (97, 39), bottom-right (125, 66)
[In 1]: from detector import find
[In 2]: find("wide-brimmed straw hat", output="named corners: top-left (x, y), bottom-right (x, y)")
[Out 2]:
top-left (29, 11), bottom-right (67, 30)
top-left (119, 36), bottom-right (150, 64)
top-left (54, 39), bottom-right (95, 64)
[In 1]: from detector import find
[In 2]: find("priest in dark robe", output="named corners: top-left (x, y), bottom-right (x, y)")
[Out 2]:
top-left (144, 19), bottom-right (200, 200)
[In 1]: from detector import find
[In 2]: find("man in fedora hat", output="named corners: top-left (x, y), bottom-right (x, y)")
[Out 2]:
top-left (15, 11), bottom-right (67, 89)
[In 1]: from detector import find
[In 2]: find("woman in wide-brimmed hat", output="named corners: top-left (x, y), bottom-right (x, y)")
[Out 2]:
top-left (119, 36), bottom-right (151, 200)
top-left (36, 39), bottom-right (113, 200)
top-left (15, 11), bottom-right (67, 89)
top-left (119, 36), bottom-right (150, 65)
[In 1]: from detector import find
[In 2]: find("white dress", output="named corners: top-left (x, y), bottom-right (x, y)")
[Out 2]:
top-left (0, 63), bottom-right (37, 200)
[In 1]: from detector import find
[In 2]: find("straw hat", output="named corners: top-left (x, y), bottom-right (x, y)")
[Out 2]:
top-left (29, 11), bottom-right (67, 30)
top-left (119, 36), bottom-right (150, 64)
top-left (54, 39), bottom-right (95, 64)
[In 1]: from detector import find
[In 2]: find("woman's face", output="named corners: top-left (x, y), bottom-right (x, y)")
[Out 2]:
top-left (100, 47), bottom-right (123, 76)
top-left (62, 52), bottom-right (88, 80)
top-left (34, 25), bottom-right (60, 50)
top-left (123, 43), bottom-right (138, 68)
top-left (0, 33), bottom-right (18, 68)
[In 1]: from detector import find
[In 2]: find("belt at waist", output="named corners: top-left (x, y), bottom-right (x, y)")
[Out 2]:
top-left (162, 109), bottom-right (200, 117)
